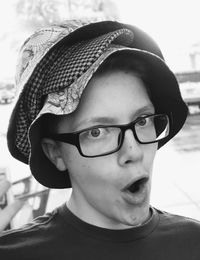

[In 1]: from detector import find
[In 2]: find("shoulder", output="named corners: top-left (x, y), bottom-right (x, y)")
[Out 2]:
top-left (0, 206), bottom-right (60, 246)
top-left (0, 206), bottom-right (64, 259)
top-left (155, 208), bottom-right (200, 237)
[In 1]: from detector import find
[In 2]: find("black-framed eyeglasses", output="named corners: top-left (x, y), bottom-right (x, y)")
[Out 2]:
top-left (46, 114), bottom-right (170, 158)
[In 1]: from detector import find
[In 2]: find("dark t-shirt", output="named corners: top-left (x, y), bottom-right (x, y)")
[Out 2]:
top-left (0, 204), bottom-right (200, 259)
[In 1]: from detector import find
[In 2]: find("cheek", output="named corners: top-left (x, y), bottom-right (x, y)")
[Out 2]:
top-left (143, 144), bottom-right (157, 171)
top-left (60, 144), bottom-right (117, 186)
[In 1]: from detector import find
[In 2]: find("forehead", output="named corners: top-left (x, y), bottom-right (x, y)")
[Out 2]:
top-left (56, 70), bottom-right (154, 132)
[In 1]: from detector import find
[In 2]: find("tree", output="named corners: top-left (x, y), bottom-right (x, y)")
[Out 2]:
top-left (15, 0), bottom-right (120, 31)
top-left (15, 0), bottom-right (69, 29)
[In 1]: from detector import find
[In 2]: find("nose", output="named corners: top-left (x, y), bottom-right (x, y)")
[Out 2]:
top-left (118, 129), bottom-right (143, 166)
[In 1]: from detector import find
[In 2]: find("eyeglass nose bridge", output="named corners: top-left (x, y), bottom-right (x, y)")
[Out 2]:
top-left (117, 120), bottom-right (141, 149)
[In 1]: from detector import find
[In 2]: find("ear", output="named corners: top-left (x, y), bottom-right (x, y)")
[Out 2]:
top-left (41, 138), bottom-right (67, 172)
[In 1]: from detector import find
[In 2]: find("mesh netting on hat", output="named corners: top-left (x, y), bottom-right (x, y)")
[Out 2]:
top-left (15, 28), bottom-right (134, 158)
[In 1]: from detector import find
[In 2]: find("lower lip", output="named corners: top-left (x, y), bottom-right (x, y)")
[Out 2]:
top-left (121, 182), bottom-right (148, 205)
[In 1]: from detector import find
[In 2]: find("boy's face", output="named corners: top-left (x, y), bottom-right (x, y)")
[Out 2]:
top-left (50, 70), bottom-right (157, 229)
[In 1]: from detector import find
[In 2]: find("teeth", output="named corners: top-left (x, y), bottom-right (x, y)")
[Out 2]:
top-left (127, 177), bottom-right (148, 193)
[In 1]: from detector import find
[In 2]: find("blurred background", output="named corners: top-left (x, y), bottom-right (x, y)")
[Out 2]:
top-left (0, 0), bottom-right (200, 229)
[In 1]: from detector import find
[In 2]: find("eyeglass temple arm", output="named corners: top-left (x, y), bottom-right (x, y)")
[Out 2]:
top-left (46, 133), bottom-right (78, 145)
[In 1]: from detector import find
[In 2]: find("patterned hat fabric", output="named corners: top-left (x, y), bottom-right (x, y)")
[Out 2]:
top-left (15, 27), bottom-right (133, 159)
top-left (7, 20), bottom-right (188, 188)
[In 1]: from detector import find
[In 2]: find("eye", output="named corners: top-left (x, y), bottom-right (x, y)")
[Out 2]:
top-left (90, 128), bottom-right (101, 137)
top-left (136, 115), bottom-right (153, 127)
top-left (137, 117), bottom-right (148, 126)
top-left (83, 127), bottom-right (108, 140)
top-left (80, 126), bottom-right (116, 143)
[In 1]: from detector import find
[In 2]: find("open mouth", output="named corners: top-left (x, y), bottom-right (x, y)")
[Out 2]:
top-left (124, 177), bottom-right (149, 194)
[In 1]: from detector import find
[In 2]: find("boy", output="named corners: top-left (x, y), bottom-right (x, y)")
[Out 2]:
top-left (0, 20), bottom-right (199, 259)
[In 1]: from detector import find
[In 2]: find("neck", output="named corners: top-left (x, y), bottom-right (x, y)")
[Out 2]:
top-left (66, 194), bottom-right (152, 230)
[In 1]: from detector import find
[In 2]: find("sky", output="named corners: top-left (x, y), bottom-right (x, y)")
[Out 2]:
top-left (116, 0), bottom-right (200, 71)
top-left (0, 0), bottom-right (200, 79)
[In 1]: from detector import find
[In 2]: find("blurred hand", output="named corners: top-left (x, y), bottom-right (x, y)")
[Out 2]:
top-left (0, 176), bottom-right (25, 233)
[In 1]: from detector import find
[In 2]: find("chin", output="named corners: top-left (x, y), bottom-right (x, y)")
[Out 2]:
top-left (125, 205), bottom-right (150, 227)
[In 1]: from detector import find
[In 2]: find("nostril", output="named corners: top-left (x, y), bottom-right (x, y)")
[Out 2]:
top-left (125, 159), bottom-right (132, 164)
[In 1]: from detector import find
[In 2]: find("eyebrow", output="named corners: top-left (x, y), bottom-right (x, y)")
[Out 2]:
top-left (74, 104), bottom-right (154, 130)
top-left (134, 104), bottom-right (155, 117)
top-left (74, 117), bottom-right (117, 130)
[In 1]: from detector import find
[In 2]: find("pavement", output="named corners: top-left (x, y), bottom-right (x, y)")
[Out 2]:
top-left (151, 141), bottom-right (200, 221)
top-left (1, 103), bottom-right (200, 227)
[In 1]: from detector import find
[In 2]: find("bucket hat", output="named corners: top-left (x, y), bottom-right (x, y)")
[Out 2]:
top-left (7, 19), bottom-right (188, 188)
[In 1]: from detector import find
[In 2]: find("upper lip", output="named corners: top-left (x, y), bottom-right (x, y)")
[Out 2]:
top-left (121, 176), bottom-right (149, 192)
